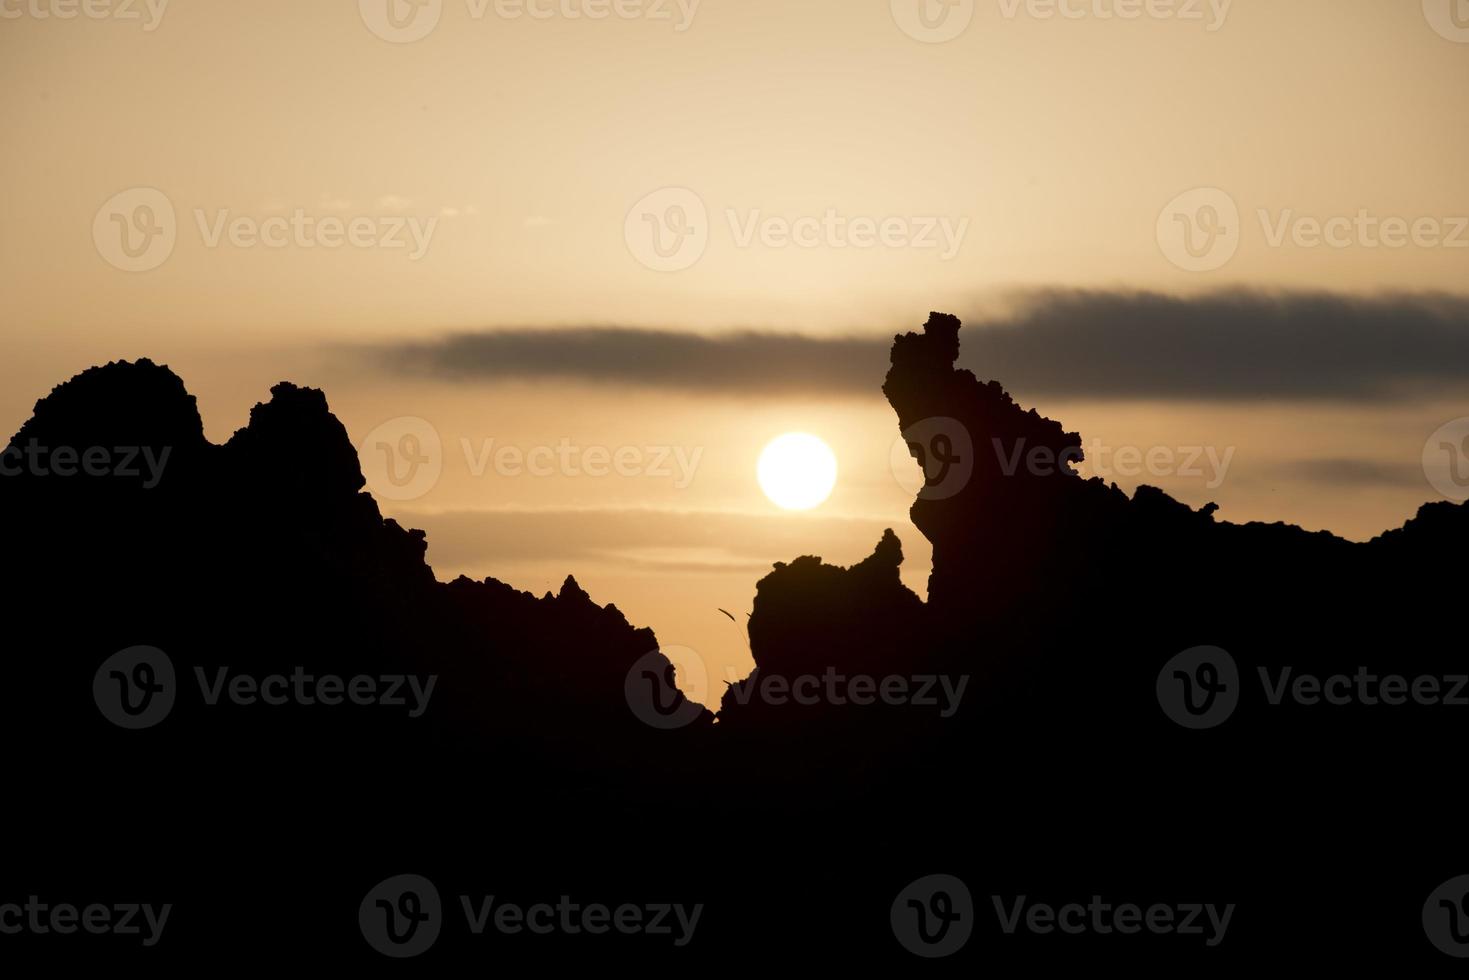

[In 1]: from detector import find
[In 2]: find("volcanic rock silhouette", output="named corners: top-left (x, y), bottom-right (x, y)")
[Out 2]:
top-left (2, 359), bottom-right (711, 808)
top-left (4, 317), bottom-right (1466, 968)
top-left (737, 313), bottom-right (1466, 736)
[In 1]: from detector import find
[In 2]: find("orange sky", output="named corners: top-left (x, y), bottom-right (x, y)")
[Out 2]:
top-left (3, 0), bottom-right (1467, 692)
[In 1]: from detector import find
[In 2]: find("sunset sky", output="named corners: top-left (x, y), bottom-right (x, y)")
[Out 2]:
top-left (3, 0), bottom-right (1467, 692)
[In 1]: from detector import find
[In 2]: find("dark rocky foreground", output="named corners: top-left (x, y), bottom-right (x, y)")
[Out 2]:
top-left (3, 313), bottom-right (1465, 968)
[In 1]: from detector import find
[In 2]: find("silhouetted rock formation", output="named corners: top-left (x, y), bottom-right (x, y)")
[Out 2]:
top-left (734, 529), bottom-right (921, 692)
top-left (740, 313), bottom-right (1466, 742)
top-left (6, 321), bottom-right (1466, 968)
top-left (2, 359), bottom-right (710, 781)
top-left (712, 313), bottom-right (1467, 967)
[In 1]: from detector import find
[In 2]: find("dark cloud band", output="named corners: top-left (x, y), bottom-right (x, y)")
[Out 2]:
top-left (365, 290), bottom-right (1469, 402)
top-left (373, 329), bottom-right (886, 396)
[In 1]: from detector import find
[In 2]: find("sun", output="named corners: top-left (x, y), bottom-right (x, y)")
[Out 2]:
top-left (757, 433), bottom-right (837, 511)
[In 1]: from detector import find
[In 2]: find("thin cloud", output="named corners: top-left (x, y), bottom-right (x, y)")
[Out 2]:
top-left (1286, 458), bottom-right (1428, 489)
top-left (964, 289), bottom-right (1469, 401)
top-left (362, 290), bottom-right (1469, 402)
top-left (372, 329), bottom-right (888, 396)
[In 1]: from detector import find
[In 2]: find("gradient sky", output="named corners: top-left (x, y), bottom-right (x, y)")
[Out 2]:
top-left (3, 0), bottom-right (1467, 693)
